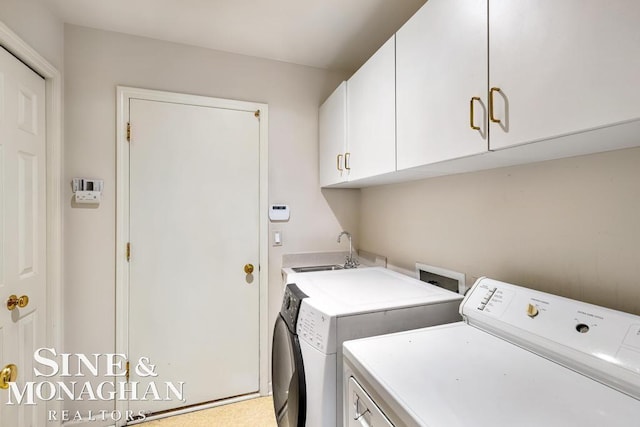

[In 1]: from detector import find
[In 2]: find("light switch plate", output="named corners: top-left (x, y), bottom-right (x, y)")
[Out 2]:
top-left (273, 231), bottom-right (282, 246)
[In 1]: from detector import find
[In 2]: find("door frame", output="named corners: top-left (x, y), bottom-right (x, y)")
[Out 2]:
top-left (115, 86), bottom-right (269, 422)
top-left (0, 21), bottom-right (63, 427)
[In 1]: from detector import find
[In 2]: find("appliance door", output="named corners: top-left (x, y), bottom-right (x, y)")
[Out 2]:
top-left (272, 314), bottom-right (306, 427)
top-left (299, 337), bottom-right (336, 427)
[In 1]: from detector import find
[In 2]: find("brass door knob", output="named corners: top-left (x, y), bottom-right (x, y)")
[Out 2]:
top-left (7, 295), bottom-right (29, 311)
top-left (0, 364), bottom-right (17, 389)
top-left (244, 264), bottom-right (254, 274)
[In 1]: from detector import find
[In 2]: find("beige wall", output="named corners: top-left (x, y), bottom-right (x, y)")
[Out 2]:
top-left (0, 0), bottom-right (64, 70)
top-left (63, 24), bottom-right (357, 414)
top-left (359, 147), bottom-right (640, 315)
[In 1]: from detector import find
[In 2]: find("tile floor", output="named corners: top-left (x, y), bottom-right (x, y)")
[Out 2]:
top-left (141, 396), bottom-right (277, 426)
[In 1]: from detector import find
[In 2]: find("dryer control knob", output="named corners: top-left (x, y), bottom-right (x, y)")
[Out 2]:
top-left (527, 304), bottom-right (539, 318)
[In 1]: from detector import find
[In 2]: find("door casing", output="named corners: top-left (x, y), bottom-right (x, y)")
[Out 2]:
top-left (0, 20), bottom-right (63, 427)
top-left (115, 86), bottom-right (269, 424)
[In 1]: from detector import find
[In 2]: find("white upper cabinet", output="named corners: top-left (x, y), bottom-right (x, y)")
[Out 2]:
top-left (396, 0), bottom-right (488, 170)
top-left (489, 0), bottom-right (640, 150)
top-left (347, 36), bottom-right (396, 181)
top-left (319, 81), bottom-right (348, 187)
top-left (318, 0), bottom-right (640, 188)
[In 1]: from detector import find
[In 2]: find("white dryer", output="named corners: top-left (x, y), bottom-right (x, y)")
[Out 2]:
top-left (343, 277), bottom-right (640, 426)
top-left (272, 267), bottom-right (463, 427)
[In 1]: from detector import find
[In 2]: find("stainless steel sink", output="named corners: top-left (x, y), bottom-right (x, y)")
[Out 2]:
top-left (291, 264), bottom-right (345, 273)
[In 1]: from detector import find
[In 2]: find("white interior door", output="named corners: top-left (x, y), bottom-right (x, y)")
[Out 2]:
top-left (128, 97), bottom-right (261, 416)
top-left (0, 46), bottom-right (47, 426)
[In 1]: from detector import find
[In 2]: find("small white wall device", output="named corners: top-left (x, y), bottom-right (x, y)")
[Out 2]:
top-left (269, 204), bottom-right (290, 221)
top-left (73, 178), bottom-right (104, 205)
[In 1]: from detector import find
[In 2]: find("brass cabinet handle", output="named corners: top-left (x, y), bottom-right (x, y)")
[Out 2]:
top-left (489, 87), bottom-right (502, 123)
top-left (337, 154), bottom-right (343, 171)
top-left (0, 364), bottom-right (17, 389)
top-left (6, 295), bottom-right (29, 311)
top-left (344, 152), bottom-right (351, 170)
top-left (470, 96), bottom-right (481, 130)
top-left (244, 264), bottom-right (254, 274)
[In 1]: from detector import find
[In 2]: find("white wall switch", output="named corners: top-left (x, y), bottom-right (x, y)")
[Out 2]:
top-left (273, 231), bottom-right (282, 246)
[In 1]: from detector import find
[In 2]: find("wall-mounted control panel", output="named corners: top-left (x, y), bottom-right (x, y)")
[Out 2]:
top-left (269, 204), bottom-right (290, 221)
top-left (72, 178), bottom-right (103, 205)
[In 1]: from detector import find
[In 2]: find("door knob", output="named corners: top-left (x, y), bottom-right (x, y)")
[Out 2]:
top-left (244, 264), bottom-right (254, 274)
top-left (0, 364), bottom-right (17, 390)
top-left (6, 295), bottom-right (29, 311)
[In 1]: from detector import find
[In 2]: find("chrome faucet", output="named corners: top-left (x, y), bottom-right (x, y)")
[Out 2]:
top-left (337, 231), bottom-right (359, 269)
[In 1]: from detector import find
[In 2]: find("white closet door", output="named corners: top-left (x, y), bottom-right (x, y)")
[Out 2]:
top-left (0, 46), bottom-right (47, 426)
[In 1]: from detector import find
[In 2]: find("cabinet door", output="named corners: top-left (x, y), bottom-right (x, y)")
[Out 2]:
top-left (319, 81), bottom-right (348, 187)
top-left (397, 0), bottom-right (488, 170)
top-left (347, 36), bottom-right (396, 181)
top-left (489, 0), bottom-right (640, 150)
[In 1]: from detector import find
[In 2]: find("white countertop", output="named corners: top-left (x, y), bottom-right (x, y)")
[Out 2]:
top-left (281, 250), bottom-right (387, 284)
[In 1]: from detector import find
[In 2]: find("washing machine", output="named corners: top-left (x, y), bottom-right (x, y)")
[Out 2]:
top-left (272, 267), bottom-right (464, 427)
top-left (343, 277), bottom-right (640, 426)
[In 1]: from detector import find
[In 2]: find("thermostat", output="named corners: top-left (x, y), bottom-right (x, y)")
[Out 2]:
top-left (72, 178), bottom-right (104, 205)
top-left (269, 204), bottom-right (290, 221)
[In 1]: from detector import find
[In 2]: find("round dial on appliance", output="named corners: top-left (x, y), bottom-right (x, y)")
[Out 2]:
top-left (527, 303), bottom-right (539, 318)
top-left (576, 323), bottom-right (590, 333)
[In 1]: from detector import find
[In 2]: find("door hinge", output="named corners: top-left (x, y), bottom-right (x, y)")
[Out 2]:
top-left (126, 243), bottom-right (131, 262)
top-left (254, 110), bottom-right (260, 118)
top-left (127, 122), bottom-right (131, 142)
top-left (126, 361), bottom-right (130, 382)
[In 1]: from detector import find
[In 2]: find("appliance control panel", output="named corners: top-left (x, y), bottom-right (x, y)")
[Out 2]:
top-left (280, 283), bottom-right (307, 333)
top-left (461, 277), bottom-right (640, 399)
top-left (297, 301), bottom-right (335, 354)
